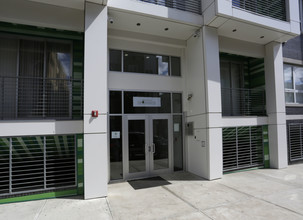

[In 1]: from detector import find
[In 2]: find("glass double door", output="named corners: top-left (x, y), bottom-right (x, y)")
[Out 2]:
top-left (124, 115), bottom-right (172, 179)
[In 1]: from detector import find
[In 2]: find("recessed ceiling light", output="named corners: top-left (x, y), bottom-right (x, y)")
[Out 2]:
top-left (260, 36), bottom-right (264, 39)
top-left (164, 28), bottom-right (169, 31)
top-left (136, 23), bottom-right (141, 26)
top-left (232, 29), bottom-right (237, 32)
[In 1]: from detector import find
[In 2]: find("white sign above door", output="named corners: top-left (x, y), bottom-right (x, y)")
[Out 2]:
top-left (133, 97), bottom-right (161, 107)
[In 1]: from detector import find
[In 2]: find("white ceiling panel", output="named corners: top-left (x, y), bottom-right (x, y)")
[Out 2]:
top-left (108, 9), bottom-right (199, 40)
top-left (28, 0), bottom-right (85, 10)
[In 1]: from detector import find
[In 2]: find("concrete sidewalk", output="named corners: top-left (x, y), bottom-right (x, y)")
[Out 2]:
top-left (1, 164), bottom-right (303, 220)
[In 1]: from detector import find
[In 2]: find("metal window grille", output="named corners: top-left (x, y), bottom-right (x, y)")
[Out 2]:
top-left (0, 135), bottom-right (76, 198)
top-left (221, 87), bottom-right (266, 116)
top-left (232, 0), bottom-right (287, 21)
top-left (288, 123), bottom-right (303, 162)
top-left (223, 126), bottom-right (264, 172)
top-left (0, 76), bottom-right (83, 120)
top-left (138, 0), bottom-right (201, 15)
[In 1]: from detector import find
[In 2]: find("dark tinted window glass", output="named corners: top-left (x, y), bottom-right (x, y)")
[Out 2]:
top-left (109, 50), bottom-right (121, 71)
top-left (110, 91), bottom-right (122, 114)
top-left (128, 120), bottom-right (146, 173)
top-left (110, 116), bottom-right (123, 180)
top-left (124, 91), bottom-right (171, 114)
top-left (173, 115), bottom-right (183, 171)
top-left (124, 51), bottom-right (169, 75)
top-left (173, 93), bottom-right (182, 113)
top-left (171, 56), bottom-right (181, 76)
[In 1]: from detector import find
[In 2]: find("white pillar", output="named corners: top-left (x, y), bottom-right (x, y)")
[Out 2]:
top-left (83, 2), bottom-right (108, 199)
top-left (202, 26), bottom-right (222, 180)
top-left (265, 42), bottom-right (288, 169)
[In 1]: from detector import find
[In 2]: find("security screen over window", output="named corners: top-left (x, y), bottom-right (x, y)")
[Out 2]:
top-left (109, 49), bottom-right (181, 76)
top-left (284, 64), bottom-right (303, 104)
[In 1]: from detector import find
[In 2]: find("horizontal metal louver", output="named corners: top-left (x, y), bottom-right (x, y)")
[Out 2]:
top-left (223, 126), bottom-right (264, 172)
top-left (46, 136), bottom-right (76, 188)
top-left (12, 137), bottom-right (45, 193)
top-left (288, 123), bottom-right (303, 162)
top-left (0, 138), bottom-right (9, 195)
top-left (232, 0), bottom-right (287, 21)
top-left (0, 135), bottom-right (76, 198)
top-left (138, 0), bottom-right (201, 15)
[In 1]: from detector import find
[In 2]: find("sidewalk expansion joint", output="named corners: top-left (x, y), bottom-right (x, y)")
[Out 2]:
top-left (218, 182), bottom-right (303, 217)
top-left (161, 185), bottom-right (214, 220)
top-left (105, 197), bottom-right (115, 220)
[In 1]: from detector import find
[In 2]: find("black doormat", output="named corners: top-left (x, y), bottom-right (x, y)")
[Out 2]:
top-left (128, 176), bottom-right (171, 190)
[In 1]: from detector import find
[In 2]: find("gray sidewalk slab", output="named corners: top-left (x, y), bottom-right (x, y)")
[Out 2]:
top-left (0, 164), bottom-right (302, 220)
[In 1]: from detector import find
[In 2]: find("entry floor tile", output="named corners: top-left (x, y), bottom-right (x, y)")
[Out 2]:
top-left (163, 180), bottom-right (251, 211)
top-left (0, 199), bottom-right (46, 220)
top-left (204, 197), bottom-right (303, 220)
top-left (218, 171), bottom-right (296, 198)
top-left (250, 166), bottom-right (303, 188)
top-left (37, 196), bottom-right (112, 220)
top-left (260, 188), bottom-right (303, 216)
top-left (108, 182), bottom-right (209, 220)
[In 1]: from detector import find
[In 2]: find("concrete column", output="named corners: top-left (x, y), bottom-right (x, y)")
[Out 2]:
top-left (202, 26), bottom-right (222, 180)
top-left (265, 42), bottom-right (288, 169)
top-left (83, 2), bottom-right (108, 199)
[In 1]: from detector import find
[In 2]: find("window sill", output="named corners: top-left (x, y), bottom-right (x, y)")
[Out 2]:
top-left (108, 71), bottom-right (182, 78)
top-left (286, 104), bottom-right (303, 107)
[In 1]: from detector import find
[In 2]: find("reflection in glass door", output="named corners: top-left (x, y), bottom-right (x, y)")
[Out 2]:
top-left (128, 119), bottom-right (146, 174)
top-left (152, 119), bottom-right (169, 171)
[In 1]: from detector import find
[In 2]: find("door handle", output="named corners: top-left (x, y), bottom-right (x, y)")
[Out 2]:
top-left (152, 143), bottom-right (155, 154)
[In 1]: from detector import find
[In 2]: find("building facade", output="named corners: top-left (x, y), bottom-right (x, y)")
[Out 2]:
top-left (0, 0), bottom-right (300, 202)
top-left (282, 0), bottom-right (303, 166)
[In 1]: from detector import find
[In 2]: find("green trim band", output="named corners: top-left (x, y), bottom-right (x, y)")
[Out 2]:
top-left (0, 189), bottom-right (78, 204)
top-left (224, 166), bottom-right (263, 175)
top-left (263, 125), bottom-right (270, 168)
top-left (0, 22), bottom-right (83, 40)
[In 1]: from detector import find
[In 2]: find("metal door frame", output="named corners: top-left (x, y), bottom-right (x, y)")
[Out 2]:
top-left (123, 114), bottom-right (173, 180)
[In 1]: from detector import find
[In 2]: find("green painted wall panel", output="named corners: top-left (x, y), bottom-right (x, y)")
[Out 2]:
top-left (263, 125), bottom-right (270, 168)
top-left (0, 189), bottom-right (78, 204)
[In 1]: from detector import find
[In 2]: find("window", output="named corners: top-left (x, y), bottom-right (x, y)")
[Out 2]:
top-left (109, 49), bottom-right (121, 72)
top-left (284, 64), bottom-right (303, 104)
top-left (109, 49), bottom-right (181, 77)
top-left (0, 35), bottom-right (75, 120)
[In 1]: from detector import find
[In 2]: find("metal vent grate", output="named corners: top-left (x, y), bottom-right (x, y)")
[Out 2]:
top-left (0, 135), bottom-right (76, 197)
top-left (288, 123), bottom-right (303, 162)
top-left (232, 0), bottom-right (287, 21)
top-left (223, 126), bottom-right (264, 172)
top-left (139, 0), bottom-right (201, 15)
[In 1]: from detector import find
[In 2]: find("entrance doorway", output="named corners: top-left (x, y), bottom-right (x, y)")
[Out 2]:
top-left (124, 115), bottom-right (172, 180)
